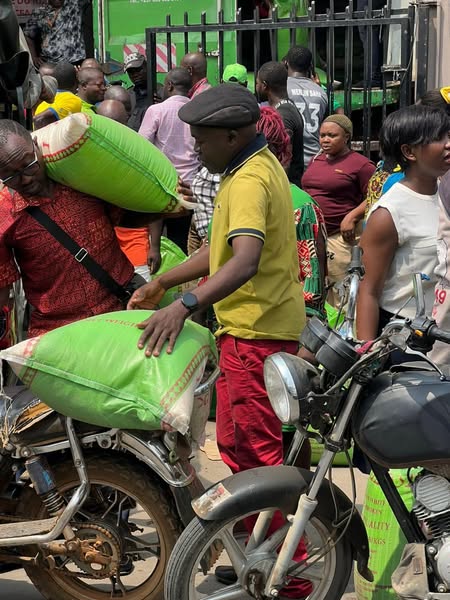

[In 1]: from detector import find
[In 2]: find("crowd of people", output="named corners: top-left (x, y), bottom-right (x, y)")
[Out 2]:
top-left (1, 2), bottom-right (450, 595)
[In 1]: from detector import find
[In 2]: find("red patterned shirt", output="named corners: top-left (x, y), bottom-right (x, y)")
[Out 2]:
top-left (0, 184), bottom-right (134, 337)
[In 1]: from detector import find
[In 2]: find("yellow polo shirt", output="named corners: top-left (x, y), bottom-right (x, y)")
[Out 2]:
top-left (210, 139), bottom-right (305, 340)
top-left (35, 91), bottom-right (82, 120)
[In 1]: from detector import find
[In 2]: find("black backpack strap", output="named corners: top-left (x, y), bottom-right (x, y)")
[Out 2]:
top-left (26, 206), bottom-right (130, 303)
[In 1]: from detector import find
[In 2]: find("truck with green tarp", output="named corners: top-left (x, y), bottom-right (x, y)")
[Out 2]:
top-left (93, 0), bottom-right (308, 84)
top-left (92, 0), bottom-right (403, 135)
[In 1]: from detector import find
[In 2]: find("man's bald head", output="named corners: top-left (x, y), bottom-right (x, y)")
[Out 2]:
top-left (77, 68), bottom-right (106, 104)
top-left (97, 100), bottom-right (129, 125)
top-left (81, 58), bottom-right (102, 70)
top-left (39, 63), bottom-right (56, 78)
top-left (104, 86), bottom-right (132, 116)
top-left (180, 52), bottom-right (207, 83)
top-left (77, 67), bottom-right (104, 85)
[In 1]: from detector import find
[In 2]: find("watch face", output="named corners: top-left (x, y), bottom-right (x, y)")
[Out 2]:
top-left (182, 293), bottom-right (198, 310)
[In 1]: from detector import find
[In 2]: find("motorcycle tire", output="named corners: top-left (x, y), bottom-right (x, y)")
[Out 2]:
top-left (24, 453), bottom-right (182, 600)
top-left (165, 511), bottom-right (353, 600)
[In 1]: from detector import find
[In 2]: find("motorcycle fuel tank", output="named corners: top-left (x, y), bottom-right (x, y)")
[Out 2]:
top-left (352, 370), bottom-right (450, 469)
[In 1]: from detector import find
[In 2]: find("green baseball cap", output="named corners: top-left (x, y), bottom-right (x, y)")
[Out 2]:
top-left (222, 63), bottom-right (248, 85)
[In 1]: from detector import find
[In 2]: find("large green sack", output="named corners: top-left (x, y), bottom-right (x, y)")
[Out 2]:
top-left (34, 113), bottom-right (182, 213)
top-left (154, 237), bottom-right (188, 308)
top-left (354, 470), bottom-right (416, 600)
top-left (0, 311), bottom-right (217, 439)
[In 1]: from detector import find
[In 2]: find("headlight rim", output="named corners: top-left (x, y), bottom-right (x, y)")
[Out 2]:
top-left (264, 353), bottom-right (319, 425)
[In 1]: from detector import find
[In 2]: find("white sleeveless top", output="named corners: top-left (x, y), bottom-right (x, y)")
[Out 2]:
top-left (367, 182), bottom-right (439, 318)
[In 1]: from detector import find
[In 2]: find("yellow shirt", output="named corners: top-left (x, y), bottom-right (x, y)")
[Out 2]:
top-left (35, 91), bottom-right (82, 120)
top-left (210, 139), bottom-right (305, 340)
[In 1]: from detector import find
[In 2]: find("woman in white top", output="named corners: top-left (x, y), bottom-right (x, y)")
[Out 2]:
top-left (357, 105), bottom-right (450, 341)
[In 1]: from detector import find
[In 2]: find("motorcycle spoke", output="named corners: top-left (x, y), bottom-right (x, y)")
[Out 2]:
top-left (300, 561), bottom-right (324, 583)
top-left (196, 583), bottom-right (250, 600)
top-left (100, 489), bottom-right (120, 520)
top-left (219, 528), bottom-right (247, 575)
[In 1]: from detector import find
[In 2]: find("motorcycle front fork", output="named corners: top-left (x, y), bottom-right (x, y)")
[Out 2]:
top-left (246, 382), bottom-right (364, 598)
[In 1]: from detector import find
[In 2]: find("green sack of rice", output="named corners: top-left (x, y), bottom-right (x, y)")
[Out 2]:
top-left (354, 469), bottom-right (416, 600)
top-left (34, 113), bottom-right (185, 214)
top-left (0, 311), bottom-right (217, 438)
top-left (154, 237), bottom-right (188, 308)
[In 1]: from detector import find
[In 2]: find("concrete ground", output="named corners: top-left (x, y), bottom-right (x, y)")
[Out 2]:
top-left (0, 422), bottom-right (367, 599)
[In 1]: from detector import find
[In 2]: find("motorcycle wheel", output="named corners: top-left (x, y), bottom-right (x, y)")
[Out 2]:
top-left (24, 454), bottom-right (182, 600)
top-left (165, 510), bottom-right (353, 600)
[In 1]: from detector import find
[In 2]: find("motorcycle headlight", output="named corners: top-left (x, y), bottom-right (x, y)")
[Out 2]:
top-left (264, 353), bottom-right (319, 425)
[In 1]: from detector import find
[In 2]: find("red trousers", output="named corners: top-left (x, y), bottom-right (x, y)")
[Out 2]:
top-left (216, 334), bottom-right (313, 599)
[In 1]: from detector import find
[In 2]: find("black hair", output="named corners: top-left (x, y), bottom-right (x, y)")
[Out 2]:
top-left (0, 119), bottom-right (30, 147)
top-left (380, 105), bottom-right (450, 170)
top-left (166, 67), bottom-right (192, 94)
top-left (420, 89), bottom-right (450, 116)
top-left (285, 46), bottom-right (313, 73)
top-left (52, 62), bottom-right (77, 91)
top-left (258, 61), bottom-right (288, 92)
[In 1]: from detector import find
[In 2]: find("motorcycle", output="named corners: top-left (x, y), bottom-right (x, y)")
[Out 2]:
top-left (0, 361), bottom-right (219, 600)
top-left (164, 248), bottom-right (450, 600)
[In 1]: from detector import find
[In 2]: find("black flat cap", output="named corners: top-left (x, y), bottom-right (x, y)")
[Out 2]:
top-left (179, 84), bottom-right (260, 128)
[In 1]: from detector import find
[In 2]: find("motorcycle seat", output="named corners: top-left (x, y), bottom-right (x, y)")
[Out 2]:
top-left (1, 386), bottom-right (105, 447)
top-left (9, 412), bottom-right (106, 447)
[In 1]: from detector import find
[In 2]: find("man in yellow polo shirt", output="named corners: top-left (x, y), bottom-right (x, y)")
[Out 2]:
top-left (127, 83), bottom-right (310, 600)
top-left (34, 62), bottom-right (82, 129)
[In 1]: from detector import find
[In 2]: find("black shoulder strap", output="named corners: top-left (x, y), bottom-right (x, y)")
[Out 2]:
top-left (26, 206), bottom-right (130, 303)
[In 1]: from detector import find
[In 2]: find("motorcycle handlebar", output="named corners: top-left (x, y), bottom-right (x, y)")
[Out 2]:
top-left (348, 245), bottom-right (364, 274)
top-left (428, 325), bottom-right (450, 346)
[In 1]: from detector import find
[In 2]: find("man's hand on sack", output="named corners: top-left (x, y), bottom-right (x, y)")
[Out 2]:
top-left (127, 279), bottom-right (166, 310)
top-left (135, 301), bottom-right (189, 357)
top-left (177, 177), bottom-right (196, 204)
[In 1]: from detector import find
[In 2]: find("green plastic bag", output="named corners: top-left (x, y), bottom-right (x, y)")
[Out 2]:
top-left (326, 302), bottom-right (345, 329)
top-left (354, 470), bottom-right (416, 600)
top-left (1, 311), bottom-right (217, 438)
top-left (154, 237), bottom-right (188, 308)
top-left (34, 113), bottom-right (181, 213)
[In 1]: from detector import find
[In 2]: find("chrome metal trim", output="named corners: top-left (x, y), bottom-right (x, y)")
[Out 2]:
top-left (269, 355), bottom-right (298, 399)
top-left (194, 366), bottom-right (221, 396)
top-left (119, 431), bottom-right (195, 488)
top-left (13, 429), bottom-right (119, 458)
top-left (0, 418), bottom-right (90, 548)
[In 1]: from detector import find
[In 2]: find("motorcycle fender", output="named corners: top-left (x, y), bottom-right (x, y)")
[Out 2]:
top-left (192, 465), bottom-right (373, 583)
top-left (119, 431), bottom-right (206, 527)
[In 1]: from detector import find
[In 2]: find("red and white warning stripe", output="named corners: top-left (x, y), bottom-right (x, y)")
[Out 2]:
top-left (123, 43), bottom-right (177, 73)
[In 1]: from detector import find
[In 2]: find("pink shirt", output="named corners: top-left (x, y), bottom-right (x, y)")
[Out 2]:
top-left (189, 78), bottom-right (212, 98)
top-left (139, 95), bottom-right (201, 184)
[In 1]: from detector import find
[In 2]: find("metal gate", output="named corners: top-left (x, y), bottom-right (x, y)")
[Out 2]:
top-left (145, 1), bottom-right (428, 155)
